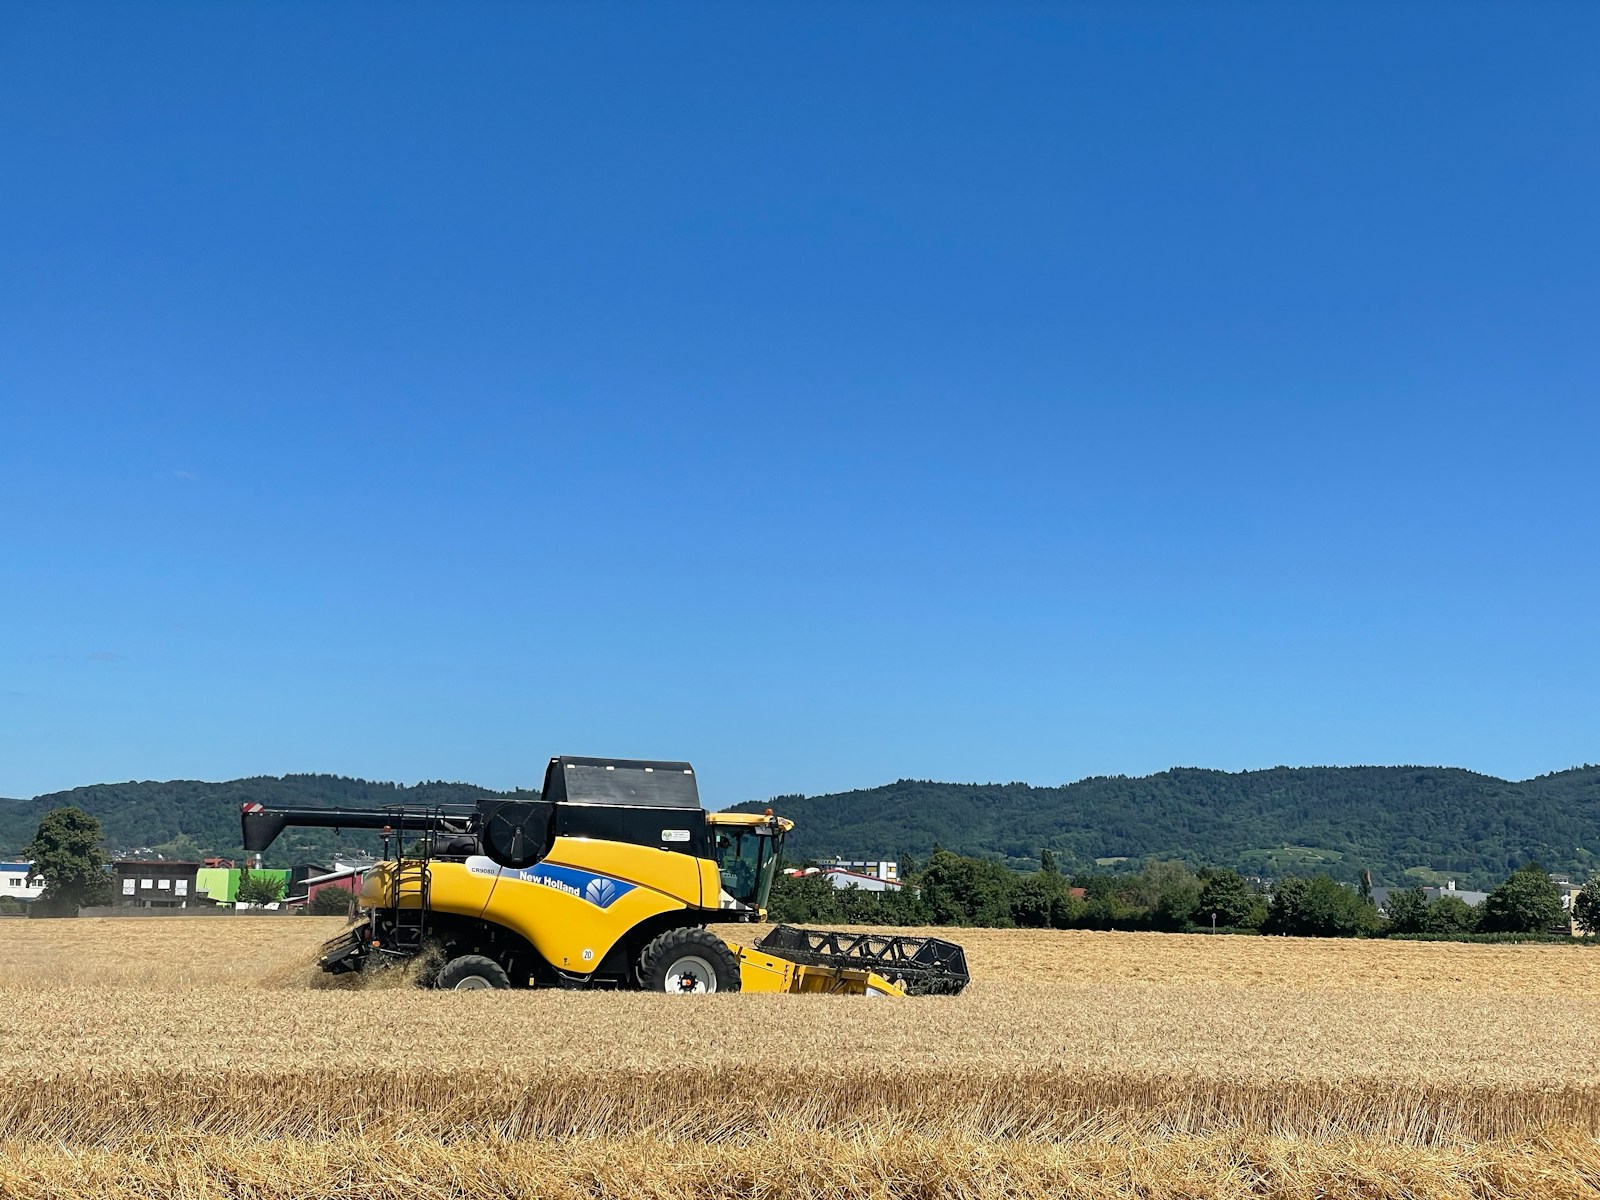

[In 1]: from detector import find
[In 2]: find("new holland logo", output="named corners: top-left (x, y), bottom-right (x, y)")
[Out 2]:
top-left (514, 863), bottom-right (635, 909)
top-left (584, 877), bottom-right (619, 907)
top-left (527, 872), bottom-right (582, 900)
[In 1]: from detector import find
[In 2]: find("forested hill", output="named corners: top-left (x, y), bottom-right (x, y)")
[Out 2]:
top-left (732, 765), bottom-right (1600, 890)
top-left (6, 764), bottom-right (1600, 889)
top-left (0, 776), bottom-right (512, 867)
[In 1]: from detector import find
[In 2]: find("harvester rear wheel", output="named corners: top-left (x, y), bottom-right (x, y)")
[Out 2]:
top-left (437, 954), bottom-right (511, 991)
top-left (636, 928), bottom-right (740, 994)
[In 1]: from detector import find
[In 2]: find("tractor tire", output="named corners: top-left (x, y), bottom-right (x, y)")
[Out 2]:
top-left (636, 927), bottom-right (741, 994)
top-left (436, 954), bottom-right (512, 991)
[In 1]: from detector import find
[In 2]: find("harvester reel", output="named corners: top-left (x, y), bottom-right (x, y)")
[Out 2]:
top-left (478, 799), bottom-right (556, 869)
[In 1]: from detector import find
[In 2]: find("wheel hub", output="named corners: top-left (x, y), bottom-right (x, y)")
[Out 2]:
top-left (664, 954), bottom-right (718, 994)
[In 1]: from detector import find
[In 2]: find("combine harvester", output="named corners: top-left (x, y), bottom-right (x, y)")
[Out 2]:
top-left (242, 755), bottom-right (969, 997)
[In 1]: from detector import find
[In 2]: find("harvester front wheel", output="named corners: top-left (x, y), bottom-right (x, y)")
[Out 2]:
top-left (436, 954), bottom-right (511, 991)
top-left (636, 928), bottom-right (740, 994)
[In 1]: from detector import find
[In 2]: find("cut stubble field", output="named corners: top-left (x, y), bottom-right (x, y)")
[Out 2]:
top-left (2, 917), bottom-right (1599, 1199)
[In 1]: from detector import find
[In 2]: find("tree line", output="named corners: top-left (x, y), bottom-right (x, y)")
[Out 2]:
top-left (19, 805), bottom-right (1600, 940)
top-left (735, 764), bottom-right (1600, 890)
top-left (10, 764), bottom-right (1600, 889)
top-left (769, 850), bottom-right (1600, 939)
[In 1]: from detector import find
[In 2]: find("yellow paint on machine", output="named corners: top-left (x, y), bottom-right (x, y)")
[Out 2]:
top-left (735, 946), bottom-right (905, 996)
top-left (357, 826), bottom-right (906, 995)
top-left (358, 843), bottom-right (905, 994)
top-left (361, 837), bottom-right (714, 977)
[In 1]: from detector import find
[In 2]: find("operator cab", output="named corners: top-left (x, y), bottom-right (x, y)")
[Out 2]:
top-left (707, 811), bottom-right (791, 917)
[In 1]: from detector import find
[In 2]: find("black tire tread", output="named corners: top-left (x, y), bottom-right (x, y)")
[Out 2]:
top-left (437, 953), bottom-right (511, 990)
top-left (635, 927), bottom-right (741, 993)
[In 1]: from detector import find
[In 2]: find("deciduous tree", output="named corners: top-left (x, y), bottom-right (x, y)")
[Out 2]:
top-left (24, 807), bottom-right (110, 916)
top-left (308, 887), bottom-right (357, 917)
top-left (1480, 864), bottom-right (1563, 934)
top-left (1570, 880), bottom-right (1600, 936)
top-left (1265, 874), bottom-right (1380, 937)
top-left (237, 869), bottom-right (286, 906)
top-left (920, 850), bottom-right (1013, 927)
top-left (1140, 860), bottom-right (1202, 931)
top-left (1382, 886), bottom-right (1430, 935)
top-left (1424, 894), bottom-right (1479, 935)
top-left (1197, 868), bottom-right (1265, 929)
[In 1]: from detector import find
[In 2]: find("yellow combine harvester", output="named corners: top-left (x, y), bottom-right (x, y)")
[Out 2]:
top-left (241, 755), bottom-right (968, 997)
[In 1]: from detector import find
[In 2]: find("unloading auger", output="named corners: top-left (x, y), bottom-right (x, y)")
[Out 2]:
top-left (241, 755), bottom-right (970, 997)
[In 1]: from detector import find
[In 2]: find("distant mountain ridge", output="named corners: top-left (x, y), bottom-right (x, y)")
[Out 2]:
top-left (730, 764), bottom-right (1600, 890)
top-left (4, 764), bottom-right (1598, 889)
top-left (0, 775), bottom-right (511, 867)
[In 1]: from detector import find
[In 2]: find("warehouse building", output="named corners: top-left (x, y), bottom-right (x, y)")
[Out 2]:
top-left (111, 860), bottom-right (202, 909)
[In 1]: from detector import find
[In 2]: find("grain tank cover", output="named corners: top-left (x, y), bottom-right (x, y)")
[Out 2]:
top-left (541, 756), bottom-right (710, 858)
top-left (541, 756), bottom-right (701, 809)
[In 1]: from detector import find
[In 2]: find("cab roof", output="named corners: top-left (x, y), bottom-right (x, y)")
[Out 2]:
top-left (707, 812), bottom-right (795, 832)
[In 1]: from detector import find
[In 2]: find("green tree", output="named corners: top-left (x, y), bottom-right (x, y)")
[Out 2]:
top-left (1424, 894), bottom-right (1479, 935)
top-left (1139, 860), bottom-right (1202, 931)
top-left (1573, 880), bottom-right (1600, 936)
top-left (766, 867), bottom-right (931, 927)
top-left (1197, 869), bottom-right (1265, 929)
top-left (1008, 868), bottom-right (1076, 928)
top-left (1382, 886), bottom-right (1430, 935)
top-left (1265, 875), bottom-right (1380, 937)
top-left (767, 870), bottom-right (844, 924)
top-left (836, 877), bottom-right (931, 926)
top-left (23, 807), bottom-right (109, 916)
top-left (1048, 889), bottom-right (1087, 929)
top-left (308, 887), bottom-right (357, 917)
top-left (1480, 864), bottom-right (1563, 934)
top-left (919, 850), bottom-right (1013, 927)
top-left (1075, 888), bottom-right (1145, 930)
top-left (236, 869), bottom-right (286, 906)
top-left (1039, 848), bottom-right (1059, 875)
top-left (1007, 874), bottom-right (1054, 927)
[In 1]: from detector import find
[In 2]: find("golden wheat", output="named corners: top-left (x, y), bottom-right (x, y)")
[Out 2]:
top-left (3, 917), bottom-right (1599, 1198)
top-left (5, 1129), bottom-right (1600, 1200)
top-left (8, 916), bottom-right (1599, 993)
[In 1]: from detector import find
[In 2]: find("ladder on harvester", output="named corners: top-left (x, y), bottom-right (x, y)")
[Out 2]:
top-left (379, 806), bottom-right (436, 960)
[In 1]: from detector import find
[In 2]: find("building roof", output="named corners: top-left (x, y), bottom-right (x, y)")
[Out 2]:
top-left (111, 860), bottom-right (203, 868)
top-left (1372, 885), bottom-right (1490, 909)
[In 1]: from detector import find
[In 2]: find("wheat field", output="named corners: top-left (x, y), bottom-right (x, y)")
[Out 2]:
top-left (2, 917), bottom-right (1599, 1198)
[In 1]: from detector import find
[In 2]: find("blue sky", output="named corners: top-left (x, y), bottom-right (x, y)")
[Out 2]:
top-left (2, 4), bottom-right (1596, 806)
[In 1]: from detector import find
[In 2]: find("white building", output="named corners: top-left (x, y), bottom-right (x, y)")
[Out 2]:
top-left (787, 859), bottom-right (905, 892)
top-left (0, 861), bottom-right (45, 901)
top-left (827, 859), bottom-right (899, 883)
